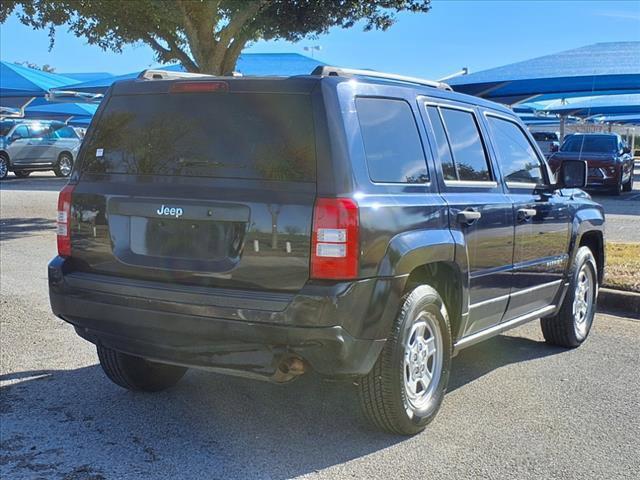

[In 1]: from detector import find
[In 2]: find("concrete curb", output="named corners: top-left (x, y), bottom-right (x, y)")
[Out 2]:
top-left (599, 287), bottom-right (640, 316)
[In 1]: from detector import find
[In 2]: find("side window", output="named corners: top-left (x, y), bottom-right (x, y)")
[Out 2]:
top-left (439, 107), bottom-right (491, 181)
top-left (13, 125), bottom-right (29, 139)
top-left (425, 106), bottom-right (456, 180)
top-left (487, 116), bottom-right (544, 185)
top-left (30, 126), bottom-right (50, 139)
top-left (52, 126), bottom-right (77, 139)
top-left (356, 97), bottom-right (429, 183)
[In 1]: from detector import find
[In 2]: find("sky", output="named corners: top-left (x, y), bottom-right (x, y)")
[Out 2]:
top-left (1, 0), bottom-right (639, 79)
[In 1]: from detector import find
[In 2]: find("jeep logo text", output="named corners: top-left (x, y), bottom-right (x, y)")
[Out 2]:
top-left (156, 205), bottom-right (183, 218)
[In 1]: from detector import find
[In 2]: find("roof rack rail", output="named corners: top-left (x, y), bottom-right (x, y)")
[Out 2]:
top-left (311, 66), bottom-right (452, 91)
top-left (138, 69), bottom-right (243, 81)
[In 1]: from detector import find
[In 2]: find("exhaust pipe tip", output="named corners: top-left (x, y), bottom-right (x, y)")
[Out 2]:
top-left (273, 356), bottom-right (306, 383)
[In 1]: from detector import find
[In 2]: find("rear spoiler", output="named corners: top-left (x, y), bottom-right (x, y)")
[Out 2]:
top-left (138, 69), bottom-right (243, 81)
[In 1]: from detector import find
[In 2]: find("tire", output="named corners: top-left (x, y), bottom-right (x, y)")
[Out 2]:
top-left (0, 154), bottom-right (8, 180)
top-left (622, 171), bottom-right (633, 192)
top-left (54, 153), bottom-right (73, 177)
top-left (13, 170), bottom-right (31, 178)
top-left (97, 345), bottom-right (187, 392)
top-left (610, 172), bottom-right (623, 196)
top-left (541, 246), bottom-right (597, 348)
top-left (357, 285), bottom-right (452, 435)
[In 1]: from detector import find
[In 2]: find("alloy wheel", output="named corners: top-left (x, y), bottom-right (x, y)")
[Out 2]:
top-left (403, 312), bottom-right (443, 411)
top-left (0, 156), bottom-right (8, 178)
top-left (573, 264), bottom-right (594, 339)
top-left (58, 156), bottom-right (73, 176)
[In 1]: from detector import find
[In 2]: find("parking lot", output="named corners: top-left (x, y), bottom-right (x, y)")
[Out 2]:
top-left (1, 171), bottom-right (639, 480)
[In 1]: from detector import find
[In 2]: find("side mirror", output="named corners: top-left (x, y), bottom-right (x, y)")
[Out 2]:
top-left (558, 160), bottom-right (587, 189)
top-left (550, 143), bottom-right (559, 153)
top-left (10, 133), bottom-right (22, 142)
top-left (622, 146), bottom-right (631, 154)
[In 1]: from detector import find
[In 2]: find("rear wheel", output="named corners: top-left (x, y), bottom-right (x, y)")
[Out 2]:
top-left (54, 153), bottom-right (73, 177)
top-left (97, 345), bottom-right (187, 392)
top-left (357, 285), bottom-right (451, 435)
top-left (13, 170), bottom-right (31, 178)
top-left (0, 154), bottom-right (8, 180)
top-left (541, 246), bottom-right (597, 348)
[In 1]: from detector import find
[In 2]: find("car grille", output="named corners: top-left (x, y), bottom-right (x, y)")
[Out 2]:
top-left (588, 168), bottom-right (604, 178)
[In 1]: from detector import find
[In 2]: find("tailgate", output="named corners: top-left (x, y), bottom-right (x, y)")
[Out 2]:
top-left (70, 86), bottom-right (318, 292)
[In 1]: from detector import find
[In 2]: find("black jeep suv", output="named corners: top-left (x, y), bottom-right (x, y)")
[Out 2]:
top-left (49, 67), bottom-right (604, 435)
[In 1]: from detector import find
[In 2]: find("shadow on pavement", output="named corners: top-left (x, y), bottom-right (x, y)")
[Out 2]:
top-left (0, 217), bottom-right (55, 241)
top-left (0, 176), bottom-right (67, 192)
top-left (0, 333), bottom-right (565, 479)
top-left (449, 334), bottom-right (565, 392)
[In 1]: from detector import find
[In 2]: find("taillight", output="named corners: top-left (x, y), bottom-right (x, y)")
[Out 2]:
top-left (57, 184), bottom-right (75, 257)
top-left (311, 197), bottom-right (359, 280)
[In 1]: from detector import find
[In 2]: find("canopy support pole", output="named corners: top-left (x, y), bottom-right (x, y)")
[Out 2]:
top-left (559, 115), bottom-right (566, 143)
top-left (19, 97), bottom-right (36, 116)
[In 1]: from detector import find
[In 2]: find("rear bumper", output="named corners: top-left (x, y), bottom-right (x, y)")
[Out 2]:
top-left (49, 257), bottom-right (406, 380)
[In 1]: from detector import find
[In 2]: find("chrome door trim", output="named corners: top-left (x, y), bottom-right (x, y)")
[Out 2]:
top-left (468, 279), bottom-right (562, 310)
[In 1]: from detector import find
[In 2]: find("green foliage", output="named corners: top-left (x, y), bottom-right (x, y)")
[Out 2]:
top-left (15, 60), bottom-right (55, 72)
top-left (1, 1), bottom-right (431, 74)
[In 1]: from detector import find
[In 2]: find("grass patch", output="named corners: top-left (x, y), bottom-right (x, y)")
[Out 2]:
top-left (604, 242), bottom-right (640, 293)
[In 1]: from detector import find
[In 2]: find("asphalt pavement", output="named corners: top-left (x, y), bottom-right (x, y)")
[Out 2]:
top-left (1, 173), bottom-right (639, 479)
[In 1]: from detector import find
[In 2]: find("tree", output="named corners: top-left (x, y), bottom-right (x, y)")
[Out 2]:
top-left (15, 60), bottom-right (56, 72)
top-left (1, 1), bottom-right (431, 75)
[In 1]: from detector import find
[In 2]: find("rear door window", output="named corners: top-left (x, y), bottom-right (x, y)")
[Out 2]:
top-left (439, 107), bottom-right (491, 182)
top-left (82, 92), bottom-right (316, 181)
top-left (51, 126), bottom-right (78, 139)
top-left (356, 97), bottom-right (428, 183)
top-left (29, 125), bottom-right (51, 138)
top-left (487, 116), bottom-right (544, 185)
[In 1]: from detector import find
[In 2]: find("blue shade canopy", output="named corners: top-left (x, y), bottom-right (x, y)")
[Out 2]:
top-left (448, 42), bottom-right (640, 105)
top-left (587, 114), bottom-right (640, 126)
top-left (24, 102), bottom-right (98, 120)
top-left (57, 53), bottom-right (327, 94)
top-left (0, 61), bottom-right (78, 97)
top-left (0, 96), bottom-right (50, 109)
top-left (58, 72), bottom-right (114, 82)
top-left (530, 94), bottom-right (640, 117)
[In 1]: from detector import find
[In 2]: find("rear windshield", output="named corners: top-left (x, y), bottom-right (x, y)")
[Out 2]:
top-left (561, 135), bottom-right (616, 153)
top-left (81, 92), bottom-right (316, 181)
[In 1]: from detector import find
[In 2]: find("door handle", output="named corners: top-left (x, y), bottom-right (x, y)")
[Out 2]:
top-left (517, 208), bottom-right (537, 221)
top-left (457, 208), bottom-right (482, 225)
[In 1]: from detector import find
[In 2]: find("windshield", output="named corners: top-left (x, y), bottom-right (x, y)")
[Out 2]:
top-left (81, 92), bottom-right (316, 181)
top-left (561, 135), bottom-right (617, 153)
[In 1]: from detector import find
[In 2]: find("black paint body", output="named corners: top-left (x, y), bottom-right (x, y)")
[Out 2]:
top-left (49, 75), bottom-right (605, 381)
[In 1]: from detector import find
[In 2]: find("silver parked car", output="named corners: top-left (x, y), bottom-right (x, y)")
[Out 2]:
top-left (0, 119), bottom-right (82, 179)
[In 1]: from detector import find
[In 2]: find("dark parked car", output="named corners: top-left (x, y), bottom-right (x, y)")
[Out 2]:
top-left (49, 67), bottom-right (604, 435)
top-left (548, 133), bottom-right (634, 195)
top-left (531, 131), bottom-right (559, 158)
top-left (0, 119), bottom-right (81, 179)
